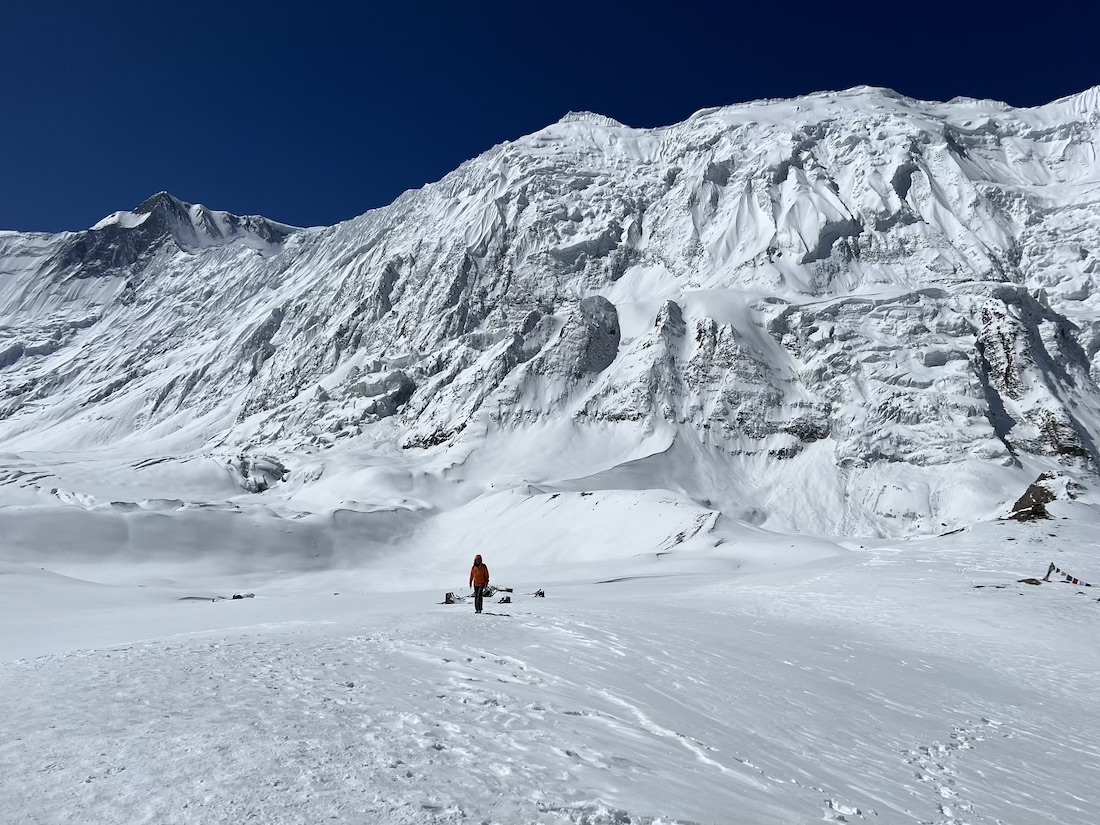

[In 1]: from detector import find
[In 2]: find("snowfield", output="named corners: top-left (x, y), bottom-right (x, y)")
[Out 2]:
top-left (2, 482), bottom-right (1098, 824)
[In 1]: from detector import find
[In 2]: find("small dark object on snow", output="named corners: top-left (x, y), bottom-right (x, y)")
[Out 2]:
top-left (232, 593), bottom-right (255, 600)
top-left (444, 592), bottom-right (456, 604)
top-left (1017, 578), bottom-right (1044, 586)
top-left (498, 596), bottom-right (511, 604)
top-left (534, 589), bottom-right (545, 598)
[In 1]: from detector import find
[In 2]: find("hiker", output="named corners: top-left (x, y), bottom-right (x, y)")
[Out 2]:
top-left (469, 554), bottom-right (490, 614)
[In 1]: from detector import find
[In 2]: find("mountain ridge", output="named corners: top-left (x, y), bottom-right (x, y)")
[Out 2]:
top-left (2, 85), bottom-right (1099, 537)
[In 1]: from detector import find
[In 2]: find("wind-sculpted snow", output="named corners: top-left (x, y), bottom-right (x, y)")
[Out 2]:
top-left (1, 87), bottom-right (1099, 534)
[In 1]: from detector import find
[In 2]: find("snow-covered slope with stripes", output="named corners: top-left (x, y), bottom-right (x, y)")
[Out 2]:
top-left (2, 86), bottom-right (1099, 536)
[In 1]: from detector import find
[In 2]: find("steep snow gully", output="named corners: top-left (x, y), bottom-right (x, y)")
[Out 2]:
top-left (1, 86), bottom-right (1099, 824)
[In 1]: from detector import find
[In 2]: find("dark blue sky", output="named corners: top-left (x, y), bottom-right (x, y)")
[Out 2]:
top-left (3, 1), bottom-right (1097, 232)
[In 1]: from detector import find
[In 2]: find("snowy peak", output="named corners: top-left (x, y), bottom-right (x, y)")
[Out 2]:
top-left (135, 191), bottom-right (297, 253)
top-left (85, 191), bottom-right (296, 264)
top-left (132, 190), bottom-right (194, 221)
top-left (557, 111), bottom-right (628, 128)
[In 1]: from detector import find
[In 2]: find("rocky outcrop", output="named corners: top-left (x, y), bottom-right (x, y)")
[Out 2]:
top-left (1009, 473), bottom-right (1057, 521)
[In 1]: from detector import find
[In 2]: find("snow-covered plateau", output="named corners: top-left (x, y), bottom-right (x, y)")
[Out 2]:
top-left (1, 86), bottom-right (1098, 824)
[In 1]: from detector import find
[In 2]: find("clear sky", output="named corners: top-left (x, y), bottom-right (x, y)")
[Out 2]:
top-left (2, 1), bottom-right (1097, 232)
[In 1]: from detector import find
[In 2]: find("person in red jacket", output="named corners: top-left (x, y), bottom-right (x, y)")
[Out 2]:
top-left (469, 554), bottom-right (490, 614)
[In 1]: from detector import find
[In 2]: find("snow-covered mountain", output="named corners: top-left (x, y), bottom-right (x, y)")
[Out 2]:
top-left (2, 86), bottom-right (1100, 536)
top-left (3, 88), bottom-right (1100, 825)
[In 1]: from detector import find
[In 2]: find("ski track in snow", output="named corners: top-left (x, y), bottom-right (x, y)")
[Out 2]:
top-left (1, 612), bottom-right (734, 825)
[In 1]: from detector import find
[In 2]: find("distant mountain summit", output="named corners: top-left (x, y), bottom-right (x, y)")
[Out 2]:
top-left (93, 191), bottom-right (296, 256)
top-left (1, 86), bottom-right (1098, 535)
top-left (557, 111), bottom-right (628, 128)
top-left (24, 192), bottom-right (299, 282)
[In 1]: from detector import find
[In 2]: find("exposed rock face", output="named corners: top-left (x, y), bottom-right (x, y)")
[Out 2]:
top-left (1009, 473), bottom-right (1058, 521)
top-left (2, 86), bottom-right (1099, 534)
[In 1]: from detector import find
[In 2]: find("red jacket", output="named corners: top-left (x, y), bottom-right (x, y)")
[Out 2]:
top-left (470, 562), bottom-right (490, 588)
